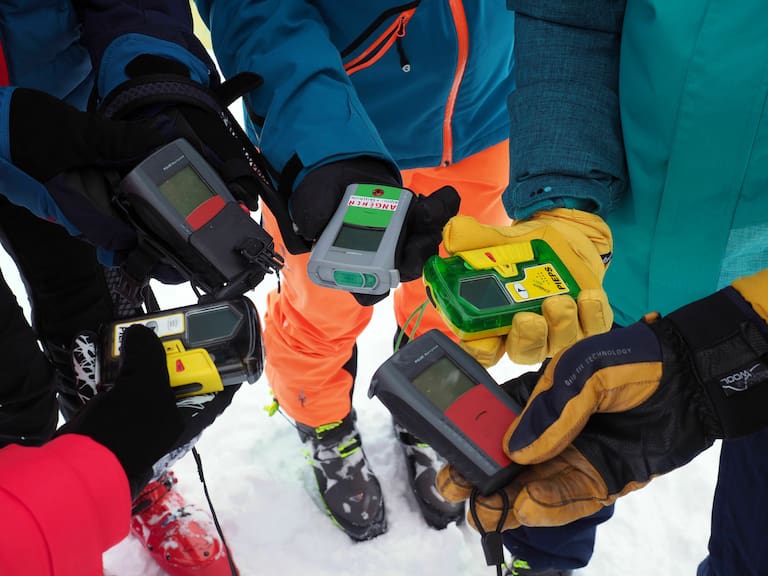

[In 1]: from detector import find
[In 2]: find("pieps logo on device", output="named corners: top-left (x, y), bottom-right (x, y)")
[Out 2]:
top-left (506, 264), bottom-right (569, 303)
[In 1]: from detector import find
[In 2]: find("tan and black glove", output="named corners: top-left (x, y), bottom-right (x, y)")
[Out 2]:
top-left (438, 269), bottom-right (768, 531)
top-left (441, 209), bottom-right (612, 366)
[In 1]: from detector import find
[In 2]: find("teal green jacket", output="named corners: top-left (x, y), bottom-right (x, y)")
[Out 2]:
top-left (508, 0), bottom-right (768, 325)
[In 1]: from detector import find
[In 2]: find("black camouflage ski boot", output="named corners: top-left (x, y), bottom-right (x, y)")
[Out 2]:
top-left (394, 420), bottom-right (465, 529)
top-left (298, 412), bottom-right (387, 541)
top-left (504, 558), bottom-right (573, 576)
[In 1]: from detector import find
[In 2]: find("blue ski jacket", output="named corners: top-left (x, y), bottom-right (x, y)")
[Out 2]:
top-left (507, 0), bottom-right (768, 325)
top-left (194, 0), bottom-right (516, 190)
top-left (0, 1), bottom-right (213, 261)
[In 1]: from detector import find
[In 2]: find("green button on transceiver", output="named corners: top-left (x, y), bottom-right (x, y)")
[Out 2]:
top-left (363, 274), bottom-right (378, 288)
top-left (333, 270), bottom-right (365, 288)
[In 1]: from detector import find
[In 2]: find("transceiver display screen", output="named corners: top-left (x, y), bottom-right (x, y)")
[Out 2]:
top-left (159, 165), bottom-right (215, 218)
top-left (459, 276), bottom-right (511, 310)
top-left (332, 224), bottom-right (385, 252)
top-left (411, 356), bottom-right (476, 412)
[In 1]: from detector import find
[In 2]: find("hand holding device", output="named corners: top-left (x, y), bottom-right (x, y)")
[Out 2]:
top-left (104, 54), bottom-right (271, 212)
top-left (438, 210), bottom-right (613, 366)
top-left (438, 269), bottom-right (768, 530)
top-left (369, 329), bottom-right (524, 495)
top-left (424, 238), bottom-right (581, 341)
top-left (307, 183), bottom-right (413, 296)
top-left (102, 297), bottom-right (264, 398)
top-left (57, 325), bottom-right (183, 495)
top-left (116, 138), bottom-right (282, 300)
top-left (296, 157), bottom-right (459, 305)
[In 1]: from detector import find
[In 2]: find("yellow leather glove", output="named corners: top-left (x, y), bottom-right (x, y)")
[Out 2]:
top-left (441, 209), bottom-right (613, 366)
top-left (437, 269), bottom-right (768, 531)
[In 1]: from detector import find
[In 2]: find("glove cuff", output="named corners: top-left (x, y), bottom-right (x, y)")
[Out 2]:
top-left (532, 208), bottom-right (613, 265)
top-left (662, 287), bottom-right (768, 438)
top-left (98, 34), bottom-right (212, 100)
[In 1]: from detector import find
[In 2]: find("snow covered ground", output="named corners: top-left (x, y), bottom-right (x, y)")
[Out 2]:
top-left (100, 275), bottom-right (720, 576)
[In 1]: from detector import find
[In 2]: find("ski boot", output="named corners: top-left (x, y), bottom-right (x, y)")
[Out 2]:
top-left (393, 420), bottom-right (465, 529)
top-left (298, 411), bottom-right (387, 541)
top-left (131, 471), bottom-right (238, 576)
top-left (505, 558), bottom-right (573, 576)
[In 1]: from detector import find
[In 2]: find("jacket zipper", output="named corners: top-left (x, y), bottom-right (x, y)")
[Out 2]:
top-left (344, 8), bottom-right (417, 75)
top-left (396, 33), bottom-right (411, 73)
top-left (442, 0), bottom-right (469, 167)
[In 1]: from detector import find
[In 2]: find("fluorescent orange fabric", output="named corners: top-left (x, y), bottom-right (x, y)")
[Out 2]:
top-left (262, 140), bottom-right (511, 426)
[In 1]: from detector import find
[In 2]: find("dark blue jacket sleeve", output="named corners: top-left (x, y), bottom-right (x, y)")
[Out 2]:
top-left (72, 0), bottom-right (217, 98)
top-left (504, 0), bottom-right (627, 220)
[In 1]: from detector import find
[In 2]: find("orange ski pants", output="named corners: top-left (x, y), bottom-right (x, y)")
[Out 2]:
top-left (261, 140), bottom-right (511, 427)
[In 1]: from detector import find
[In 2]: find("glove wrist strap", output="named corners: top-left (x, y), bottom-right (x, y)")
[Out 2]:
top-left (664, 287), bottom-right (768, 438)
top-left (98, 73), bottom-right (274, 199)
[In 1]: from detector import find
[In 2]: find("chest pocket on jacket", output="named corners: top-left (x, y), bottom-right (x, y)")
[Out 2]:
top-left (341, 3), bottom-right (419, 75)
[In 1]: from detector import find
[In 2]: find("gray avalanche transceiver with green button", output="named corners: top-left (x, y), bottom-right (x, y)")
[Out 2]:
top-left (307, 183), bottom-right (413, 295)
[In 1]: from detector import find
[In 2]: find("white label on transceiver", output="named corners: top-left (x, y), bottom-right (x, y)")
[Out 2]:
top-left (111, 313), bottom-right (186, 357)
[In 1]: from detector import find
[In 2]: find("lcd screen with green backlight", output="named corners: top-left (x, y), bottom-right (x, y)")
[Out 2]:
top-left (158, 165), bottom-right (214, 218)
top-left (411, 356), bottom-right (476, 412)
top-left (187, 305), bottom-right (242, 347)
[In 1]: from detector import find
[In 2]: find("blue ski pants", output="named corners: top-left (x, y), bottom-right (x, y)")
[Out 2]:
top-left (697, 428), bottom-right (768, 576)
top-left (503, 422), bottom-right (768, 574)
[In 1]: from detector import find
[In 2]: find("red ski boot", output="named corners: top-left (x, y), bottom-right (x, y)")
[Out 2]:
top-left (131, 471), bottom-right (238, 576)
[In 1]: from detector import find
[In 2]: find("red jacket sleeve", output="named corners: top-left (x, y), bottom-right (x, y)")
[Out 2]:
top-left (0, 434), bottom-right (131, 576)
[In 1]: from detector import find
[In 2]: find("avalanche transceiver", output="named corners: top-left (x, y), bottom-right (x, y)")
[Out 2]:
top-left (369, 329), bottom-right (523, 495)
top-left (102, 297), bottom-right (263, 398)
top-left (307, 183), bottom-right (413, 295)
top-left (422, 239), bottom-right (581, 340)
top-left (118, 138), bottom-right (282, 300)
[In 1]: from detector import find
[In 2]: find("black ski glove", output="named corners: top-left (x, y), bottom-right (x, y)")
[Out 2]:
top-left (102, 54), bottom-right (270, 211)
top-left (9, 87), bottom-right (168, 183)
top-left (291, 156), bottom-right (460, 305)
top-left (56, 325), bottom-right (183, 496)
top-left (5, 88), bottom-right (177, 263)
top-left (438, 269), bottom-right (768, 530)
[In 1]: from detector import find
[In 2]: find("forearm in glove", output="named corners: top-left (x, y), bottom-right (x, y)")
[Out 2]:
top-left (9, 88), bottom-right (168, 183)
top-left (56, 325), bottom-right (183, 496)
top-left (3, 87), bottom-right (173, 258)
top-left (437, 269), bottom-right (768, 530)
